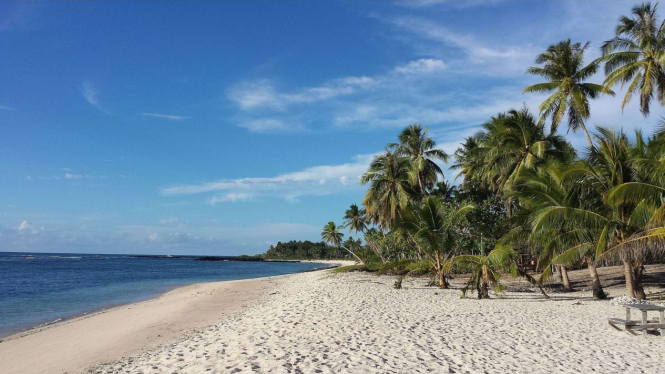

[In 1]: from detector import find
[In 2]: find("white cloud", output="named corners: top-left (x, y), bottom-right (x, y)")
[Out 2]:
top-left (238, 118), bottom-right (303, 133)
top-left (80, 80), bottom-right (107, 112)
top-left (139, 113), bottom-right (191, 121)
top-left (65, 173), bottom-right (82, 179)
top-left (394, 58), bottom-right (447, 74)
top-left (210, 193), bottom-right (254, 204)
top-left (162, 153), bottom-right (376, 201)
top-left (383, 16), bottom-right (538, 76)
top-left (0, 104), bottom-right (17, 111)
top-left (17, 220), bottom-right (39, 234)
top-left (228, 76), bottom-right (377, 111)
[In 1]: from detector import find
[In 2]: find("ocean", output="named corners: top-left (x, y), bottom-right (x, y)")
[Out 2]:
top-left (0, 252), bottom-right (326, 338)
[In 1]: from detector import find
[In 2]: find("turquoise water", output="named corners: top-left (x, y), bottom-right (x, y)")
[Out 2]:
top-left (0, 252), bottom-right (325, 338)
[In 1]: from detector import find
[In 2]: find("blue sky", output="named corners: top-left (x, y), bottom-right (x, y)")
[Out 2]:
top-left (0, 0), bottom-right (660, 255)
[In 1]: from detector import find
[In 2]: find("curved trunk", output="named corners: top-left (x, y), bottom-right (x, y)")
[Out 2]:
top-left (581, 125), bottom-right (594, 149)
top-left (341, 246), bottom-right (365, 265)
top-left (560, 265), bottom-right (573, 292)
top-left (586, 258), bottom-right (605, 299)
top-left (623, 260), bottom-right (636, 298)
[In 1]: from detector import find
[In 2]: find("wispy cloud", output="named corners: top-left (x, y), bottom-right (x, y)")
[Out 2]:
top-left (80, 80), bottom-right (108, 112)
top-left (210, 192), bottom-right (254, 204)
top-left (0, 104), bottom-right (18, 111)
top-left (139, 113), bottom-right (191, 121)
top-left (238, 118), bottom-right (304, 133)
top-left (228, 76), bottom-right (377, 111)
top-left (162, 153), bottom-right (375, 202)
top-left (384, 16), bottom-right (537, 76)
top-left (227, 58), bottom-right (447, 132)
top-left (393, 58), bottom-right (447, 74)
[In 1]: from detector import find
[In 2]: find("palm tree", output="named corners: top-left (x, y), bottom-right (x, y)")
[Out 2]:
top-left (361, 150), bottom-right (415, 230)
top-left (454, 245), bottom-right (547, 299)
top-left (390, 124), bottom-right (449, 196)
top-left (450, 135), bottom-right (485, 185)
top-left (474, 108), bottom-right (575, 217)
top-left (601, 3), bottom-right (665, 117)
top-left (527, 127), bottom-right (665, 299)
top-left (398, 196), bottom-right (474, 288)
top-left (342, 204), bottom-right (367, 234)
top-left (525, 39), bottom-right (612, 147)
top-left (321, 221), bottom-right (364, 264)
top-left (431, 180), bottom-right (457, 202)
top-left (506, 161), bottom-right (584, 293)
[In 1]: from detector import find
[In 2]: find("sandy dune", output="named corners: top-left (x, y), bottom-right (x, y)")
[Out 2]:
top-left (85, 271), bottom-right (665, 374)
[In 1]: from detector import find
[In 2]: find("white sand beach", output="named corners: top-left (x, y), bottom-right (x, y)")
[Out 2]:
top-left (2, 264), bottom-right (664, 374)
top-left (77, 269), bottom-right (663, 374)
top-left (0, 275), bottom-right (287, 374)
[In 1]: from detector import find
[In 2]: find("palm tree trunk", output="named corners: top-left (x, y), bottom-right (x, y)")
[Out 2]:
top-left (623, 260), bottom-right (636, 298)
top-left (341, 246), bottom-right (365, 265)
top-left (632, 262), bottom-right (646, 300)
top-left (581, 125), bottom-right (594, 149)
top-left (480, 281), bottom-right (490, 299)
top-left (586, 258), bottom-right (605, 299)
top-left (560, 265), bottom-right (573, 292)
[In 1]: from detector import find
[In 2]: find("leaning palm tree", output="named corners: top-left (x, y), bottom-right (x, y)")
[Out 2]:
top-left (524, 39), bottom-right (612, 147)
top-left (601, 2), bottom-right (665, 117)
top-left (321, 221), bottom-right (364, 264)
top-left (390, 124), bottom-right (449, 196)
top-left (361, 150), bottom-right (416, 230)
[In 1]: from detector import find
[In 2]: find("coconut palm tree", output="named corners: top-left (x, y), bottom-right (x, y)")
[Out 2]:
top-left (321, 221), bottom-right (364, 264)
top-left (342, 204), bottom-right (367, 234)
top-left (397, 196), bottom-right (474, 288)
top-left (529, 127), bottom-right (665, 299)
top-left (525, 39), bottom-right (612, 147)
top-left (601, 2), bottom-right (665, 117)
top-left (481, 108), bottom-right (575, 193)
top-left (390, 124), bottom-right (449, 196)
top-left (361, 150), bottom-right (415, 229)
top-left (450, 135), bottom-right (486, 185)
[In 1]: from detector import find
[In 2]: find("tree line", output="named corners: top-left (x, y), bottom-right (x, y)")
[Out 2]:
top-left (320, 3), bottom-right (665, 299)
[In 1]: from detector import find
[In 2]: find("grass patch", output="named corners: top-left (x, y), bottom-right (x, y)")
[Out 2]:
top-left (331, 265), bottom-right (366, 273)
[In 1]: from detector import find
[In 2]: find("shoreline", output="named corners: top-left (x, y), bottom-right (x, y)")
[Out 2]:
top-left (0, 261), bottom-right (352, 374)
top-left (88, 269), bottom-right (665, 374)
top-left (0, 260), bottom-right (344, 342)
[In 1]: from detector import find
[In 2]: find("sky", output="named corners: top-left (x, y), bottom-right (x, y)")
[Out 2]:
top-left (0, 0), bottom-right (661, 255)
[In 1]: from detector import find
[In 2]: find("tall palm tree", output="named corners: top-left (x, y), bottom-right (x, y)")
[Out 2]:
top-left (361, 150), bottom-right (415, 230)
top-left (321, 221), bottom-right (364, 264)
top-left (390, 124), bottom-right (449, 196)
top-left (601, 3), bottom-right (665, 117)
top-left (524, 39), bottom-right (612, 148)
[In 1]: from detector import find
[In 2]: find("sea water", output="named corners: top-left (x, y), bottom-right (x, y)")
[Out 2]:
top-left (0, 252), bottom-right (324, 338)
